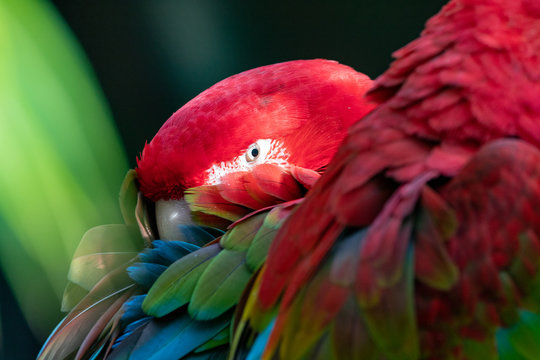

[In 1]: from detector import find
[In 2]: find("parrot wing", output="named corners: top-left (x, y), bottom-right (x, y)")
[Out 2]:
top-left (430, 139), bottom-right (540, 359)
top-left (232, 0), bottom-right (540, 358)
top-left (232, 125), bottom-right (433, 359)
top-left (234, 138), bottom-right (540, 359)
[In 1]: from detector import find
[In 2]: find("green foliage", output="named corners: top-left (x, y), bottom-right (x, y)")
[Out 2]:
top-left (0, 0), bottom-right (127, 339)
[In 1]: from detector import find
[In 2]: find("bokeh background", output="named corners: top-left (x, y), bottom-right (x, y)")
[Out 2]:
top-left (0, 0), bottom-right (447, 358)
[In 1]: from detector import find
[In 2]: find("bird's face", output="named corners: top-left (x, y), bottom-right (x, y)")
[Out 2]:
top-left (136, 59), bottom-right (376, 240)
top-left (148, 136), bottom-right (299, 241)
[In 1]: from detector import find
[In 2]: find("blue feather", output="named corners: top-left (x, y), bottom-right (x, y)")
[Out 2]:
top-left (112, 228), bottom-right (226, 358)
top-left (127, 263), bottom-right (168, 289)
top-left (247, 318), bottom-right (276, 360)
top-left (113, 317), bottom-right (152, 350)
top-left (184, 346), bottom-right (228, 359)
top-left (120, 295), bottom-right (148, 325)
top-left (126, 309), bottom-right (232, 360)
top-left (178, 225), bottom-right (224, 247)
top-left (88, 344), bottom-right (106, 360)
top-left (140, 240), bottom-right (200, 266)
top-left (128, 240), bottom-right (201, 289)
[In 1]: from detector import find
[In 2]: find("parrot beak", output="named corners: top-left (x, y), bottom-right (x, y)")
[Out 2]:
top-left (155, 198), bottom-right (195, 241)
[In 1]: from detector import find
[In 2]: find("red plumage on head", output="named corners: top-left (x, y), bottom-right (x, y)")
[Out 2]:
top-left (136, 59), bottom-right (376, 201)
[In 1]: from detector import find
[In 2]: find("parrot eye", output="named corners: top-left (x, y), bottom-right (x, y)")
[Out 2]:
top-left (245, 142), bottom-right (261, 162)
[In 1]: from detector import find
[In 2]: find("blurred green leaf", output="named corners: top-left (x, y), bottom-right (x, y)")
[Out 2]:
top-left (0, 0), bottom-right (127, 339)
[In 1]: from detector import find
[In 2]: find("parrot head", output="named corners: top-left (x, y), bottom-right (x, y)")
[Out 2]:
top-left (136, 59), bottom-right (375, 240)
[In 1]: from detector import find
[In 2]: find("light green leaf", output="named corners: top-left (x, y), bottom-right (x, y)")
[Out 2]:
top-left (0, 0), bottom-right (127, 338)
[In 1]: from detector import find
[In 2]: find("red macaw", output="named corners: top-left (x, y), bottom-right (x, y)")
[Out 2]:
top-left (233, 0), bottom-right (540, 359)
top-left (37, 59), bottom-right (375, 359)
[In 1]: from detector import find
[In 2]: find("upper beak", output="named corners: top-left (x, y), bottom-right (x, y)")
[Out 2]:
top-left (155, 198), bottom-right (195, 241)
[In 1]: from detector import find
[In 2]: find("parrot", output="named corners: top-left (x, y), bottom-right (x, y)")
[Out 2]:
top-left (230, 0), bottom-right (540, 359)
top-left (37, 59), bottom-right (376, 360)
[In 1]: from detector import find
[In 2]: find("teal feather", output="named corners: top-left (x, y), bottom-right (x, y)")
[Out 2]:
top-left (193, 328), bottom-right (230, 353)
top-left (497, 311), bottom-right (540, 360)
top-left (125, 309), bottom-right (232, 360)
top-left (497, 332), bottom-right (528, 360)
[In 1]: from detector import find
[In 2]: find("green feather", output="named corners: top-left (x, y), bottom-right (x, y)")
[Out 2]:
top-left (69, 252), bottom-right (139, 291)
top-left (331, 297), bottom-right (379, 360)
top-left (189, 249), bottom-right (252, 320)
top-left (498, 311), bottom-right (540, 360)
top-left (119, 170), bottom-right (138, 226)
top-left (510, 232), bottom-right (540, 311)
top-left (220, 212), bottom-right (267, 252)
top-left (278, 285), bottom-right (329, 359)
top-left (246, 206), bottom-right (291, 272)
top-left (362, 245), bottom-right (419, 360)
top-left (462, 338), bottom-right (497, 360)
top-left (497, 332), bottom-right (528, 360)
top-left (143, 243), bottom-right (221, 317)
top-left (67, 224), bottom-right (143, 291)
top-left (60, 281), bottom-right (88, 312)
top-left (414, 204), bottom-right (459, 290)
top-left (185, 186), bottom-right (249, 222)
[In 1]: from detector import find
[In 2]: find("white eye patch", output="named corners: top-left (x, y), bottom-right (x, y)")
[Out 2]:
top-left (204, 139), bottom-right (289, 185)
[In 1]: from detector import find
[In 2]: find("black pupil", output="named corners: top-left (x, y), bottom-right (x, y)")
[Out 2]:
top-left (251, 148), bottom-right (259, 158)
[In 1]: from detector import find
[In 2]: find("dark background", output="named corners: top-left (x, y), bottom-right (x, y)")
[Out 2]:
top-left (3, 0), bottom-right (446, 358)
